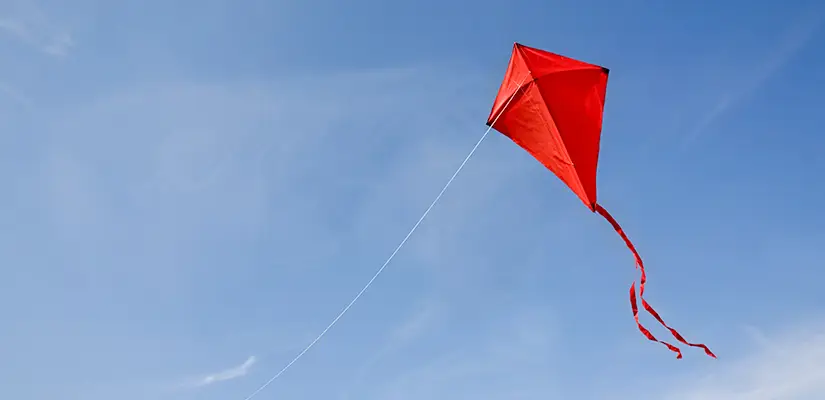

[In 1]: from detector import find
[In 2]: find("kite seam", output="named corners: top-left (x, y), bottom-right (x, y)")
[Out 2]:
top-left (238, 77), bottom-right (528, 400)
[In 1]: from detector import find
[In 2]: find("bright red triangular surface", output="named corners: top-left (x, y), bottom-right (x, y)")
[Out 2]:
top-left (486, 42), bottom-right (608, 211)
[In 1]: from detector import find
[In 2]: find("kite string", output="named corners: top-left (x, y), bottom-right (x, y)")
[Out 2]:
top-left (239, 78), bottom-right (528, 400)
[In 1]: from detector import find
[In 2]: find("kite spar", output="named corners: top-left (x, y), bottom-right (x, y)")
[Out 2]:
top-left (487, 42), bottom-right (715, 359)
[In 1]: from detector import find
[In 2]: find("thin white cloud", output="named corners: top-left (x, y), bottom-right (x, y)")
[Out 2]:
top-left (194, 356), bottom-right (257, 387)
top-left (0, 19), bottom-right (75, 56)
top-left (659, 320), bottom-right (825, 400)
top-left (0, 0), bottom-right (74, 56)
top-left (681, 8), bottom-right (824, 148)
top-left (41, 30), bottom-right (73, 56)
top-left (0, 81), bottom-right (32, 109)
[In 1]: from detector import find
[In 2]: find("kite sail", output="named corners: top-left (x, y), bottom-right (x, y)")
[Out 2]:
top-left (486, 43), bottom-right (715, 359)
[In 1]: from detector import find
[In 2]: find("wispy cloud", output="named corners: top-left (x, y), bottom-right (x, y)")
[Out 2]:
top-left (0, 0), bottom-right (74, 56)
top-left (0, 81), bottom-right (32, 109)
top-left (193, 356), bottom-right (257, 387)
top-left (660, 319), bottom-right (825, 400)
top-left (681, 8), bottom-right (824, 148)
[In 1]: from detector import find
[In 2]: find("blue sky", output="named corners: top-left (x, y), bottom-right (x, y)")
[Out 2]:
top-left (1, 0), bottom-right (825, 399)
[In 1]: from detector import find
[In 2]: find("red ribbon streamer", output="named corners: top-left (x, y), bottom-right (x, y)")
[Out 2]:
top-left (594, 203), bottom-right (716, 359)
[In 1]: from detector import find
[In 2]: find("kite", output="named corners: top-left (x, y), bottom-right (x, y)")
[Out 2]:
top-left (239, 42), bottom-right (720, 400)
top-left (486, 43), bottom-right (715, 359)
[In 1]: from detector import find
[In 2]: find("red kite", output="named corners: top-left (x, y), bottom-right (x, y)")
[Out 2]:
top-left (486, 43), bottom-right (715, 359)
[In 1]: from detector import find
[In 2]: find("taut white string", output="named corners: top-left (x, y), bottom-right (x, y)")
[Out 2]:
top-left (240, 78), bottom-right (527, 400)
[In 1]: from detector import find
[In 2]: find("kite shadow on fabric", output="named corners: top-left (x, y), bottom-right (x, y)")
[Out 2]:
top-left (486, 43), bottom-right (715, 359)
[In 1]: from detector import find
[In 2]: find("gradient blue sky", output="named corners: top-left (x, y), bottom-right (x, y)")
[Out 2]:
top-left (2, 0), bottom-right (825, 399)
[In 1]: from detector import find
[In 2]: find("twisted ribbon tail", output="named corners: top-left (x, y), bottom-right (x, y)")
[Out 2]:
top-left (630, 283), bottom-right (682, 359)
top-left (594, 203), bottom-right (715, 359)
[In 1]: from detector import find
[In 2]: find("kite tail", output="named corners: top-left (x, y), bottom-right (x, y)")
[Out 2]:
top-left (629, 283), bottom-right (682, 359)
top-left (593, 203), bottom-right (716, 359)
